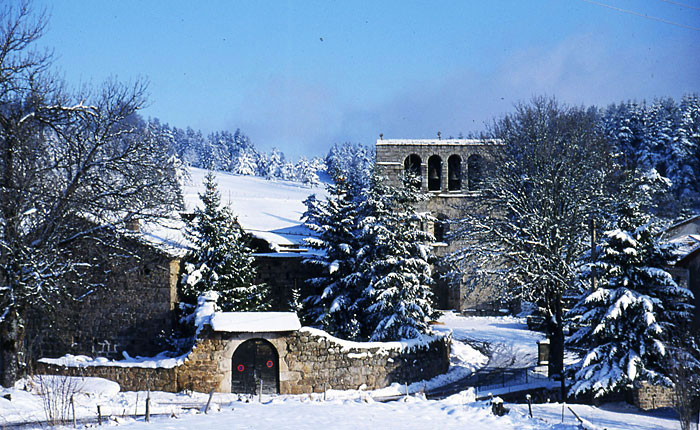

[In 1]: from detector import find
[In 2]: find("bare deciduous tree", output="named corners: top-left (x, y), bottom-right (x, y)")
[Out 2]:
top-left (0, 0), bottom-right (182, 386)
top-left (447, 97), bottom-right (615, 399)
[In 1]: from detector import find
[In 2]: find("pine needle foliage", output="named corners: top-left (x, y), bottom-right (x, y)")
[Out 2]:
top-left (180, 171), bottom-right (269, 311)
top-left (567, 172), bottom-right (694, 397)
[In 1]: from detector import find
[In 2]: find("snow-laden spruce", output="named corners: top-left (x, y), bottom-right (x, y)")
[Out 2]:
top-left (180, 171), bottom-right (269, 311)
top-left (303, 171), bottom-right (438, 341)
top-left (357, 174), bottom-right (438, 341)
top-left (567, 172), bottom-right (694, 398)
top-left (302, 173), bottom-right (366, 339)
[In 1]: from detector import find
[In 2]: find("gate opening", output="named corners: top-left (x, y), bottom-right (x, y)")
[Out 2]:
top-left (231, 338), bottom-right (280, 394)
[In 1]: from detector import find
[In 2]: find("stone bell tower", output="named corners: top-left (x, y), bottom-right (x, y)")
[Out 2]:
top-left (375, 136), bottom-right (502, 312)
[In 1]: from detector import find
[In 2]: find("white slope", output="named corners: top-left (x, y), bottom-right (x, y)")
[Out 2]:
top-left (139, 167), bottom-right (327, 256)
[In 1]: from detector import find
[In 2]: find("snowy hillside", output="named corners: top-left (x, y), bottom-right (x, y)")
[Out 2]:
top-left (140, 167), bottom-right (327, 255)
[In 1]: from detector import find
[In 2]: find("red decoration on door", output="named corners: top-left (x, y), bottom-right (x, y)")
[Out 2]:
top-left (237, 364), bottom-right (245, 372)
top-left (266, 360), bottom-right (274, 368)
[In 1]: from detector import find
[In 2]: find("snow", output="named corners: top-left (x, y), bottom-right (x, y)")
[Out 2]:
top-left (299, 327), bottom-right (441, 353)
top-left (185, 167), bottom-right (325, 242)
top-left (209, 312), bottom-right (302, 332)
top-left (434, 311), bottom-right (545, 367)
top-left (23, 375), bottom-right (121, 397)
top-left (194, 291), bottom-right (218, 334)
top-left (0, 385), bottom-right (680, 430)
top-left (667, 234), bottom-right (700, 260)
top-left (9, 314), bottom-right (680, 429)
top-left (38, 352), bottom-right (188, 369)
top-left (138, 167), bottom-right (327, 257)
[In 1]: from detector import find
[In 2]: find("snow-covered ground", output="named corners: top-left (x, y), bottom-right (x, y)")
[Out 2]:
top-left (0, 383), bottom-right (680, 430)
top-left (0, 313), bottom-right (681, 429)
top-left (435, 311), bottom-right (546, 368)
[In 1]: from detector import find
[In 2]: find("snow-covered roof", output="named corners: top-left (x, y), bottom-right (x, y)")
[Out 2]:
top-left (135, 167), bottom-right (326, 257)
top-left (668, 234), bottom-right (700, 262)
top-left (662, 214), bottom-right (700, 238)
top-left (209, 312), bottom-right (301, 333)
top-left (376, 138), bottom-right (501, 146)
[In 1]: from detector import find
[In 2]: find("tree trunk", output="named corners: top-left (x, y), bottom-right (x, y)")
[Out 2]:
top-left (0, 309), bottom-right (26, 388)
top-left (547, 295), bottom-right (566, 400)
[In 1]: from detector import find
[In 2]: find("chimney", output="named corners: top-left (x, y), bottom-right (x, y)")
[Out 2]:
top-left (126, 218), bottom-right (140, 232)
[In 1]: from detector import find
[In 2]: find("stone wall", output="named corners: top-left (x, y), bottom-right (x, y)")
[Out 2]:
top-left (35, 362), bottom-right (178, 392)
top-left (37, 327), bottom-right (451, 395)
top-left (281, 328), bottom-right (450, 394)
top-left (633, 381), bottom-right (675, 410)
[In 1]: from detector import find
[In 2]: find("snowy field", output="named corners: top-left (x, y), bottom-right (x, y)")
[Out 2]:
top-left (0, 313), bottom-right (681, 429)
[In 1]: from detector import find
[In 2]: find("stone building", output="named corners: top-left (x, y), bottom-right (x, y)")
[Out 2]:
top-left (25, 223), bottom-right (183, 361)
top-left (20, 169), bottom-right (326, 370)
top-left (375, 138), bottom-right (502, 312)
top-left (662, 215), bottom-right (700, 330)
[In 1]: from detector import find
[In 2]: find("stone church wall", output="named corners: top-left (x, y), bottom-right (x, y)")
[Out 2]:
top-left (375, 138), bottom-right (505, 313)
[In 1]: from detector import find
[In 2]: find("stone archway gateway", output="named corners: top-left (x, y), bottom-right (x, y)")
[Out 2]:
top-left (231, 338), bottom-right (279, 394)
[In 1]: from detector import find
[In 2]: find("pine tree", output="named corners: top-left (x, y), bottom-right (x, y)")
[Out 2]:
top-left (302, 177), bottom-right (364, 339)
top-left (358, 174), bottom-right (438, 341)
top-left (303, 171), bottom-right (438, 341)
top-left (233, 149), bottom-right (258, 176)
top-left (180, 171), bottom-right (269, 311)
top-left (295, 156), bottom-right (320, 186)
top-left (567, 171), bottom-right (694, 398)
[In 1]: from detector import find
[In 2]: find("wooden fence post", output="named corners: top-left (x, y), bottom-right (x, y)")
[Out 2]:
top-left (145, 389), bottom-right (151, 422)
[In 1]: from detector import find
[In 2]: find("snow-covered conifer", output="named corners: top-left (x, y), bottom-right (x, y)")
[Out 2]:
top-left (567, 171), bottom-right (694, 398)
top-left (233, 148), bottom-right (259, 176)
top-left (358, 174), bottom-right (438, 341)
top-left (302, 177), bottom-right (364, 339)
top-left (180, 171), bottom-right (269, 311)
top-left (295, 156), bottom-right (320, 186)
top-left (303, 171), bottom-right (438, 341)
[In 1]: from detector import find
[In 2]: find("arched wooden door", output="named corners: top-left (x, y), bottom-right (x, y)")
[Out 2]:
top-left (231, 339), bottom-right (279, 394)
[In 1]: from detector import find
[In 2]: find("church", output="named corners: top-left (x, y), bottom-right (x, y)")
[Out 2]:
top-left (375, 137), bottom-right (503, 312)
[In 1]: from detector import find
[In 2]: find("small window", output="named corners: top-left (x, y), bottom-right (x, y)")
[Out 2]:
top-left (434, 215), bottom-right (449, 242)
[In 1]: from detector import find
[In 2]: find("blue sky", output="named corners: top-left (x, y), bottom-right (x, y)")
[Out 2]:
top-left (35, 0), bottom-right (700, 158)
